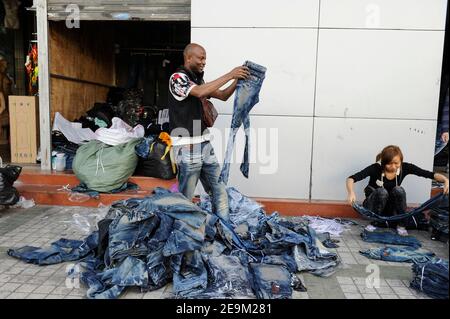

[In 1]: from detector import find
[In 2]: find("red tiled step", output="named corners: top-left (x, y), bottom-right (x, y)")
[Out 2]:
top-left (14, 182), bottom-right (360, 217)
top-left (17, 168), bottom-right (177, 189)
top-left (254, 198), bottom-right (358, 218)
top-left (15, 168), bottom-right (437, 217)
top-left (15, 183), bottom-right (154, 207)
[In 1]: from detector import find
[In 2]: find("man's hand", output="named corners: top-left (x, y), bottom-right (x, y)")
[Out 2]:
top-left (229, 66), bottom-right (250, 80)
top-left (347, 192), bottom-right (356, 205)
top-left (441, 132), bottom-right (449, 144)
top-left (444, 178), bottom-right (449, 195)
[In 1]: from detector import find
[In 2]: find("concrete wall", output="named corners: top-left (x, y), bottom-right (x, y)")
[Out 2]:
top-left (191, 0), bottom-right (447, 203)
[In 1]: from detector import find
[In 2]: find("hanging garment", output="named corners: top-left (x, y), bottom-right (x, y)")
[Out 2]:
top-left (219, 61), bottom-right (266, 184)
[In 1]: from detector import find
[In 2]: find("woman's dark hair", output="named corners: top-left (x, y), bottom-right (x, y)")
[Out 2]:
top-left (376, 145), bottom-right (403, 168)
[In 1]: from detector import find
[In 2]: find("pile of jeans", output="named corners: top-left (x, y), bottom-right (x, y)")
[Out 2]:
top-left (8, 187), bottom-right (340, 299)
top-left (410, 258), bottom-right (449, 299)
top-left (429, 194), bottom-right (449, 243)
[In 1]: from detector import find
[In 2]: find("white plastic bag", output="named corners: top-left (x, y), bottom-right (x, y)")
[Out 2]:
top-left (11, 196), bottom-right (35, 209)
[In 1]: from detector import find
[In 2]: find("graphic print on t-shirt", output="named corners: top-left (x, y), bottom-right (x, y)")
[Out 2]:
top-left (169, 72), bottom-right (196, 101)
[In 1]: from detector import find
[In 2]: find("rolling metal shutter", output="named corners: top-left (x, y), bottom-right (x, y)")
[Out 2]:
top-left (46, 0), bottom-right (190, 21)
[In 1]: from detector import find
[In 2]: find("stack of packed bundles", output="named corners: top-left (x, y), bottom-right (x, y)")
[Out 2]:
top-left (410, 258), bottom-right (449, 299)
top-left (429, 194), bottom-right (449, 243)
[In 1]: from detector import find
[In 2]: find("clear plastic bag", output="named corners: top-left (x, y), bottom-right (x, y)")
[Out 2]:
top-left (60, 205), bottom-right (110, 234)
top-left (68, 192), bottom-right (91, 203)
top-left (11, 196), bottom-right (35, 209)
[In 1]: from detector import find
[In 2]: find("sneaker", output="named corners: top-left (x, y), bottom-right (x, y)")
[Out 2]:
top-left (365, 224), bottom-right (377, 232)
top-left (397, 226), bottom-right (408, 236)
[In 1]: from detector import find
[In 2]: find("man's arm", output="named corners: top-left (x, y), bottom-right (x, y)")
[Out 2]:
top-left (209, 80), bottom-right (238, 101)
top-left (189, 66), bottom-right (249, 99)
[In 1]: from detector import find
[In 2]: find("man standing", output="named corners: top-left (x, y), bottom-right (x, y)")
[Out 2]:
top-left (168, 43), bottom-right (249, 221)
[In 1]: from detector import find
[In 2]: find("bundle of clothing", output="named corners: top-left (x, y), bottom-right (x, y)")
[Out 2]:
top-left (8, 187), bottom-right (340, 299)
top-left (410, 258), bottom-right (449, 299)
top-left (429, 194), bottom-right (449, 243)
top-left (0, 165), bottom-right (21, 206)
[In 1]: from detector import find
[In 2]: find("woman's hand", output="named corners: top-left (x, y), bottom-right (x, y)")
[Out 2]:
top-left (444, 178), bottom-right (449, 195)
top-left (441, 132), bottom-right (449, 144)
top-left (347, 192), bottom-right (356, 205)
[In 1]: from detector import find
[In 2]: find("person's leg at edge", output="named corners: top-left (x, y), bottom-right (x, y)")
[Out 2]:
top-left (174, 144), bottom-right (202, 201)
top-left (200, 142), bottom-right (230, 222)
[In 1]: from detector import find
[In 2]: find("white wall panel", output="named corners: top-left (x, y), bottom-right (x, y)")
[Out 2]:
top-left (311, 118), bottom-right (437, 204)
top-left (191, 28), bottom-right (317, 117)
top-left (192, 0), bottom-right (319, 28)
top-left (195, 115), bottom-right (313, 199)
top-left (315, 29), bottom-right (444, 119)
top-left (320, 0), bottom-right (447, 30)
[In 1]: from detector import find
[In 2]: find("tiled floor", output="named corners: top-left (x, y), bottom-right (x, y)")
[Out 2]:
top-left (0, 204), bottom-right (447, 299)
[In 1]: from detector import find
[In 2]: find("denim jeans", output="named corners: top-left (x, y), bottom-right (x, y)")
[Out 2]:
top-left (249, 263), bottom-right (292, 299)
top-left (292, 244), bottom-right (340, 277)
top-left (135, 135), bottom-right (157, 158)
top-left (107, 208), bottom-right (160, 265)
top-left (8, 232), bottom-right (99, 265)
top-left (199, 186), bottom-right (267, 240)
top-left (363, 186), bottom-right (407, 226)
top-left (219, 61), bottom-right (267, 185)
top-left (360, 229), bottom-right (421, 248)
top-left (181, 255), bottom-right (254, 299)
top-left (171, 250), bottom-right (208, 297)
top-left (145, 243), bottom-right (171, 289)
top-left (82, 256), bottom-right (148, 299)
top-left (162, 220), bottom-right (205, 256)
top-left (174, 141), bottom-right (230, 222)
top-left (260, 254), bottom-right (298, 273)
top-left (411, 258), bottom-right (449, 299)
top-left (359, 246), bottom-right (435, 263)
top-left (115, 187), bottom-right (207, 228)
top-left (353, 193), bottom-right (445, 223)
top-left (71, 182), bottom-right (139, 199)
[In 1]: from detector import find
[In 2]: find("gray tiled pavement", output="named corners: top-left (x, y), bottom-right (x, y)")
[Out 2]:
top-left (0, 205), bottom-right (448, 299)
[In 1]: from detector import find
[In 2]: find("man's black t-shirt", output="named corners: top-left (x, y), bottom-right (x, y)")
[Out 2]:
top-left (167, 66), bottom-right (207, 138)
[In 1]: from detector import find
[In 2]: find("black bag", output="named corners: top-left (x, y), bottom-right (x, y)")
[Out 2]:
top-left (0, 165), bottom-right (22, 191)
top-left (134, 138), bottom-right (176, 180)
top-left (0, 165), bottom-right (22, 206)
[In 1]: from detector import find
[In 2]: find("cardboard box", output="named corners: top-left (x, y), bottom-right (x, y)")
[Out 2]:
top-left (9, 96), bottom-right (39, 163)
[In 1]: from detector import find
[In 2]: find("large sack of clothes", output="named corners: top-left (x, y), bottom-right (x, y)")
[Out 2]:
top-left (72, 138), bottom-right (141, 192)
top-left (0, 165), bottom-right (22, 205)
top-left (134, 132), bottom-right (176, 180)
